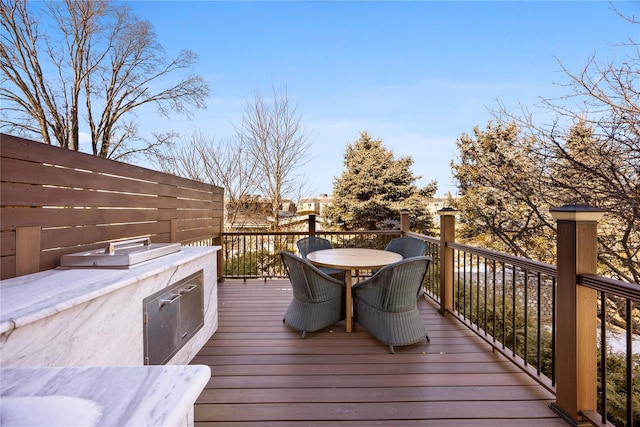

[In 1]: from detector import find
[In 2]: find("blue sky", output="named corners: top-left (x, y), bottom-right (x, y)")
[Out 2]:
top-left (125, 1), bottom-right (638, 197)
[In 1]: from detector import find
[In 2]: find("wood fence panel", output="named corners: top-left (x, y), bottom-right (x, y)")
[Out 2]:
top-left (1, 134), bottom-right (224, 279)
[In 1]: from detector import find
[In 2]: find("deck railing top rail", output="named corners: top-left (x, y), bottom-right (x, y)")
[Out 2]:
top-left (448, 241), bottom-right (558, 276)
top-left (579, 274), bottom-right (640, 301)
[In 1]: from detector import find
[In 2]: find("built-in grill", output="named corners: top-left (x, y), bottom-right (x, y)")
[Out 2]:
top-left (60, 237), bottom-right (181, 268)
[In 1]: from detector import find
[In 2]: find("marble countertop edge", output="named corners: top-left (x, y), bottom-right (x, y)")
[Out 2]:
top-left (124, 364), bottom-right (211, 426)
top-left (0, 365), bottom-right (212, 427)
top-left (0, 246), bottom-right (220, 334)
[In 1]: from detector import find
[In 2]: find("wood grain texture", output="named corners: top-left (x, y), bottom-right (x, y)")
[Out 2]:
top-left (192, 279), bottom-right (565, 426)
top-left (1, 134), bottom-right (223, 279)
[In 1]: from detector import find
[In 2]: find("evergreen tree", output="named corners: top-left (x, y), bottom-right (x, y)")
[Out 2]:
top-left (325, 131), bottom-right (437, 232)
top-left (452, 116), bottom-right (639, 283)
top-left (451, 121), bottom-right (556, 262)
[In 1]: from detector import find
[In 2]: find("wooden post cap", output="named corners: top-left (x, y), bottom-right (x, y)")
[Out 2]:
top-left (549, 204), bottom-right (606, 222)
top-left (437, 207), bottom-right (458, 216)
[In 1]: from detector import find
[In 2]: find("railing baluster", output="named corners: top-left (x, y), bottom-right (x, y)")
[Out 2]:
top-left (483, 256), bottom-right (488, 336)
top-left (536, 272), bottom-right (542, 375)
top-left (456, 250), bottom-right (462, 314)
top-left (625, 298), bottom-right (633, 425)
top-left (512, 264), bottom-right (517, 357)
top-left (463, 252), bottom-right (468, 321)
top-left (524, 268), bottom-right (529, 367)
top-left (600, 290), bottom-right (608, 425)
top-left (502, 261), bottom-right (507, 350)
top-left (551, 275), bottom-right (556, 388)
top-left (492, 259), bottom-right (497, 343)
top-left (475, 254), bottom-right (480, 331)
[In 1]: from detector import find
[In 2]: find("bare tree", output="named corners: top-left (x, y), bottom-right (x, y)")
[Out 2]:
top-left (0, 0), bottom-right (209, 160)
top-left (150, 129), bottom-right (259, 226)
top-left (236, 85), bottom-right (313, 230)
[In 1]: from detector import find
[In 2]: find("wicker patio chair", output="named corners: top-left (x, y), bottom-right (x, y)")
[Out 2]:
top-left (371, 236), bottom-right (427, 275)
top-left (296, 236), bottom-right (346, 281)
top-left (280, 251), bottom-right (346, 338)
top-left (353, 256), bottom-right (432, 353)
top-left (384, 236), bottom-right (427, 258)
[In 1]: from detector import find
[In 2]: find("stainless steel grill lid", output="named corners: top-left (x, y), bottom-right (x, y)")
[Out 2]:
top-left (60, 237), bottom-right (181, 268)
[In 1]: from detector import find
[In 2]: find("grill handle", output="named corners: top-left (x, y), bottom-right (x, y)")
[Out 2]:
top-left (105, 237), bottom-right (151, 254)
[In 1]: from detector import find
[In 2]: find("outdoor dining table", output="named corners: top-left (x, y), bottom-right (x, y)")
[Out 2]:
top-left (306, 248), bottom-right (402, 332)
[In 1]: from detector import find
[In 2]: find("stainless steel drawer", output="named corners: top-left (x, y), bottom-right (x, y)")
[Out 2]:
top-left (143, 270), bottom-right (204, 365)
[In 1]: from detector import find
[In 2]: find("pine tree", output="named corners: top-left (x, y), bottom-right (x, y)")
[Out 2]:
top-left (325, 131), bottom-right (436, 232)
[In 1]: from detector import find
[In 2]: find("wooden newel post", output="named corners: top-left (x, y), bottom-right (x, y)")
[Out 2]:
top-left (400, 210), bottom-right (410, 234)
top-left (308, 214), bottom-right (316, 237)
top-left (215, 216), bottom-right (224, 282)
top-left (549, 204), bottom-right (605, 426)
top-left (438, 208), bottom-right (457, 316)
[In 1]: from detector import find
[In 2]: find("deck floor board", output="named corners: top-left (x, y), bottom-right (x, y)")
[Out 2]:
top-left (192, 279), bottom-right (564, 426)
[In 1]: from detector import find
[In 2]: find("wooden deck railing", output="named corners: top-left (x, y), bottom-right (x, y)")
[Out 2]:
top-left (220, 208), bottom-right (638, 427)
top-left (222, 230), bottom-right (402, 279)
top-left (435, 207), bottom-right (638, 427)
top-left (578, 274), bottom-right (640, 427)
top-left (442, 241), bottom-right (558, 390)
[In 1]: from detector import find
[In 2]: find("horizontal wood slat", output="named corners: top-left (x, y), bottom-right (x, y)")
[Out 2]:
top-left (2, 182), bottom-right (215, 209)
top-left (40, 223), bottom-right (173, 249)
top-left (1, 157), bottom-right (217, 201)
top-left (0, 134), bottom-right (221, 192)
top-left (1, 133), bottom-right (223, 279)
top-left (192, 280), bottom-right (564, 426)
top-left (1, 207), bottom-right (219, 230)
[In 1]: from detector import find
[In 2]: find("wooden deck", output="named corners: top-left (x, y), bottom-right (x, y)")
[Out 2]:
top-left (191, 279), bottom-right (566, 426)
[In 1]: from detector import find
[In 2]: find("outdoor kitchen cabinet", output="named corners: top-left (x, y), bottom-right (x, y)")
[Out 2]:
top-left (0, 246), bottom-right (219, 368)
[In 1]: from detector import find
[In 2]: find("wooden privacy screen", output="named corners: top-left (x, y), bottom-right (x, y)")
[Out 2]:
top-left (1, 133), bottom-right (224, 280)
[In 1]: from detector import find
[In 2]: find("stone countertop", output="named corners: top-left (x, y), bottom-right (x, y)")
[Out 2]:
top-left (0, 365), bottom-right (211, 427)
top-left (0, 246), bottom-right (220, 334)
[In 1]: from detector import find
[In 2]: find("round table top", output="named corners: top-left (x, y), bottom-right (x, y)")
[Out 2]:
top-left (306, 248), bottom-right (402, 270)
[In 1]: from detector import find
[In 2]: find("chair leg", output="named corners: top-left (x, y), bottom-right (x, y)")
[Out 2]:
top-left (426, 333), bottom-right (430, 342)
top-left (301, 330), bottom-right (307, 339)
top-left (389, 345), bottom-right (394, 354)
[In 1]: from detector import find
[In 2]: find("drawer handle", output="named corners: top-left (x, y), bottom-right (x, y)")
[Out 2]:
top-left (159, 293), bottom-right (181, 307)
top-left (180, 284), bottom-right (198, 294)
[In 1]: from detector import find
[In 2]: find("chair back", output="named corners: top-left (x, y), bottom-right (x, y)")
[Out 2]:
top-left (384, 237), bottom-right (427, 259)
top-left (280, 251), bottom-right (342, 302)
top-left (297, 236), bottom-right (333, 259)
top-left (366, 256), bottom-right (431, 311)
